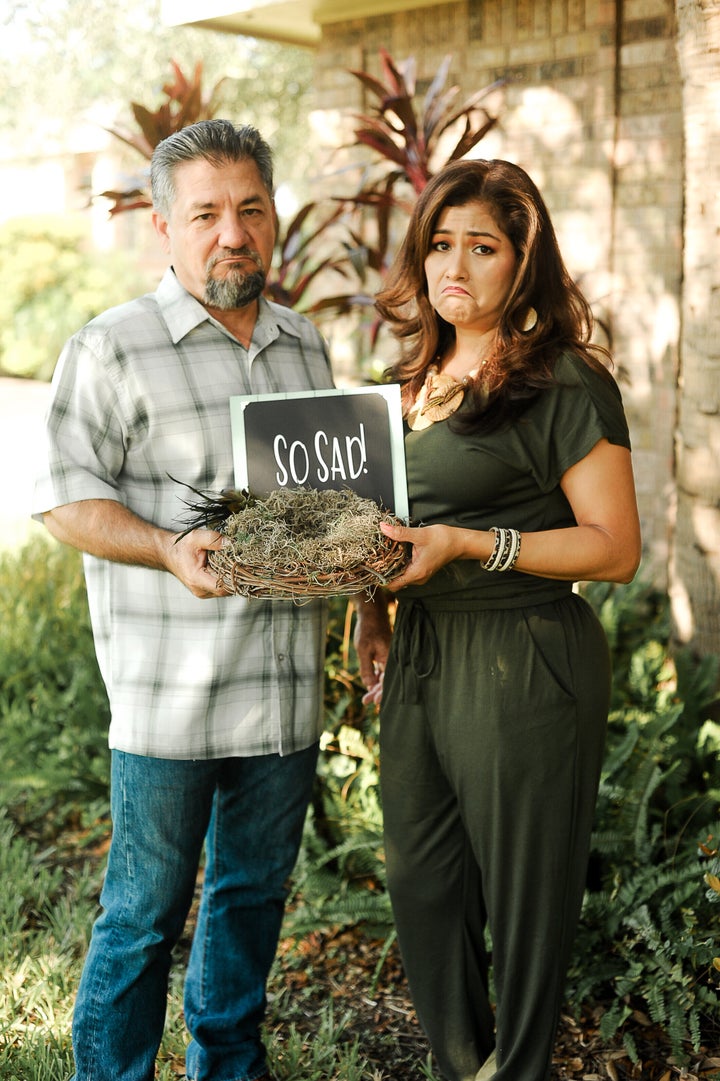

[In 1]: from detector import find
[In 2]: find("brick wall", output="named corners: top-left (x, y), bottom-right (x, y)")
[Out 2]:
top-left (311, 0), bottom-right (682, 581)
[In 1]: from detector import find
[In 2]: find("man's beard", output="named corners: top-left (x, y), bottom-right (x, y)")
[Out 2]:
top-left (204, 249), bottom-right (267, 309)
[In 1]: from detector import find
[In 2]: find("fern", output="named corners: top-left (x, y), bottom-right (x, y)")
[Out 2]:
top-left (574, 840), bottom-right (719, 1056)
top-left (568, 579), bottom-right (720, 1061)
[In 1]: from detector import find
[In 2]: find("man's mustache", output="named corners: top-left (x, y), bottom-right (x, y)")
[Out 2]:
top-left (207, 248), bottom-right (264, 272)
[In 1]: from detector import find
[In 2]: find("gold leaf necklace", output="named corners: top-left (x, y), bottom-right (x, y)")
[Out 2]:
top-left (407, 363), bottom-right (482, 431)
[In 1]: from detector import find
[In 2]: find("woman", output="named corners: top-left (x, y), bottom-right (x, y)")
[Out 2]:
top-left (368, 159), bottom-right (642, 1081)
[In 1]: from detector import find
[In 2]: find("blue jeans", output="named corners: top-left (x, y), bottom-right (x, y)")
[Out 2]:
top-left (71, 745), bottom-right (319, 1081)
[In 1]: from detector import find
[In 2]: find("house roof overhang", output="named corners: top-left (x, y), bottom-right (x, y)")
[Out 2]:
top-left (162, 0), bottom-right (453, 47)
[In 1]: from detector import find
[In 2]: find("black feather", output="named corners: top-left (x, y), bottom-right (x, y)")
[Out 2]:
top-left (168, 474), bottom-right (255, 541)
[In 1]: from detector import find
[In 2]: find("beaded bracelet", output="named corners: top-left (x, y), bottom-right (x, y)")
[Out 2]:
top-left (482, 526), bottom-right (505, 571)
top-left (481, 526), bottom-right (522, 573)
top-left (499, 527), bottom-right (521, 572)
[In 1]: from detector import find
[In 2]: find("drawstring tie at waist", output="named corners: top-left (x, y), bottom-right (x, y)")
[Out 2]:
top-left (386, 584), bottom-right (574, 704)
top-left (390, 600), bottom-right (439, 704)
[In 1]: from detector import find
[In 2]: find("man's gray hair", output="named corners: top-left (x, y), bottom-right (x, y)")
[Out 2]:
top-left (151, 120), bottom-right (274, 217)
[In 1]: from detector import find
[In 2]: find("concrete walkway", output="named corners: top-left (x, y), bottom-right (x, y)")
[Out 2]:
top-left (0, 377), bottom-right (53, 549)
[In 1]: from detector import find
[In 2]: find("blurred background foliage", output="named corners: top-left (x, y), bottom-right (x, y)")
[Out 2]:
top-left (0, 8), bottom-right (503, 382)
top-left (0, 0), bottom-right (318, 381)
top-left (0, 215), bottom-right (154, 380)
top-left (0, 0), bottom-right (315, 178)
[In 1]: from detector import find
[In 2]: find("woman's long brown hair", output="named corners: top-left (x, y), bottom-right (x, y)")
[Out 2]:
top-left (375, 158), bottom-right (613, 431)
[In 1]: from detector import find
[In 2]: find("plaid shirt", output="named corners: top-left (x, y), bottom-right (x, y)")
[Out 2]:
top-left (33, 269), bottom-right (334, 759)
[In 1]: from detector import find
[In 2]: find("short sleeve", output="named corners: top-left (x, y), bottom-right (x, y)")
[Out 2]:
top-left (32, 327), bottom-right (127, 519)
top-left (522, 352), bottom-right (631, 493)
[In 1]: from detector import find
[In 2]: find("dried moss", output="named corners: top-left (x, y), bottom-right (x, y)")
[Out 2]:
top-left (203, 488), bottom-right (408, 599)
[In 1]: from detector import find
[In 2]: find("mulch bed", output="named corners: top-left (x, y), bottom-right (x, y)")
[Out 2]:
top-left (267, 924), bottom-right (720, 1081)
top-left (64, 825), bottom-right (719, 1080)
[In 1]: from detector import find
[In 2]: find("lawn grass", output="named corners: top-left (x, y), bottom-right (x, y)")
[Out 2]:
top-left (0, 807), bottom-right (435, 1081)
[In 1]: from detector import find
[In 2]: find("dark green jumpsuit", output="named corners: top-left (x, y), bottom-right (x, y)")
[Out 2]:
top-left (379, 353), bottom-right (632, 1081)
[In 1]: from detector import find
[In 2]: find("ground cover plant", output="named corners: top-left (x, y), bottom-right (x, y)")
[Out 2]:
top-left (0, 539), bottom-right (718, 1079)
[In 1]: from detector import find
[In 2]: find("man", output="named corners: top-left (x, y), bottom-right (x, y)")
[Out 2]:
top-left (32, 120), bottom-right (390, 1081)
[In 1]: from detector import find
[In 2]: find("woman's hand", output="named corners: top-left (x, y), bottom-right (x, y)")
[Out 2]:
top-left (361, 668), bottom-right (385, 708)
top-left (380, 521), bottom-right (465, 592)
top-left (378, 442), bottom-right (642, 594)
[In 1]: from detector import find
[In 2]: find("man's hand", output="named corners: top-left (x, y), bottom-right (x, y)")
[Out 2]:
top-left (43, 499), bottom-right (233, 599)
top-left (164, 529), bottom-right (232, 598)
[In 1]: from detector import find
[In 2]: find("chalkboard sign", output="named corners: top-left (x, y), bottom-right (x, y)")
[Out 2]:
top-left (229, 385), bottom-right (409, 520)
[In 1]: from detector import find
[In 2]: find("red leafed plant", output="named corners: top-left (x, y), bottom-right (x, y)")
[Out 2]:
top-left (98, 60), bottom-right (227, 214)
top-left (281, 50), bottom-right (505, 328)
top-left (96, 51), bottom-right (503, 322)
top-left (96, 58), bottom-right (352, 311)
top-left (338, 50), bottom-right (504, 297)
top-left (349, 48), bottom-right (502, 197)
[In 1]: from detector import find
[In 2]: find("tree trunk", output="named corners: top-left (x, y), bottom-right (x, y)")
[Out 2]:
top-left (672, 0), bottom-right (720, 662)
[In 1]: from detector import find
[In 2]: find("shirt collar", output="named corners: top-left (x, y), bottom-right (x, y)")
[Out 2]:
top-left (156, 268), bottom-right (303, 346)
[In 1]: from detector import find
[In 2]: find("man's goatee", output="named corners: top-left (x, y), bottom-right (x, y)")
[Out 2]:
top-left (205, 270), bottom-right (266, 309)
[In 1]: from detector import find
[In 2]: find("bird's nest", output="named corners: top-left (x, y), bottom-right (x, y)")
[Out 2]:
top-left (176, 484), bottom-right (409, 601)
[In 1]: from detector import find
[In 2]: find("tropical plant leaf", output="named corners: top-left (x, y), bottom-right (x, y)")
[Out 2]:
top-left (423, 84), bottom-right (461, 144)
top-left (346, 68), bottom-right (394, 102)
top-left (380, 94), bottom-right (418, 137)
top-left (351, 124), bottom-right (408, 167)
top-left (380, 47), bottom-right (415, 98)
top-left (440, 113), bottom-right (493, 163)
top-left (421, 53), bottom-right (453, 121)
top-left (100, 59), bottom-right (227, 214)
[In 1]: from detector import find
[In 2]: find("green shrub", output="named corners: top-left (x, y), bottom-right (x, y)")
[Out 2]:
top-left (0, 539), bottom-right (111, 832)
top-left (290, 598), bottom-right (392, 934)
top-left (0, 215), bottom-right (153, 381)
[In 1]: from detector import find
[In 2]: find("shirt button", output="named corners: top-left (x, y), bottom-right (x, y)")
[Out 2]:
top-left (277, 653), bottom-right (286, 661)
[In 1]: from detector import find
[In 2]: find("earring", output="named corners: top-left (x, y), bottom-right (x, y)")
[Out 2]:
top-left (521, 307), bottom-right (538, 332)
